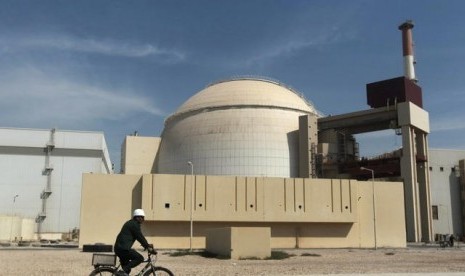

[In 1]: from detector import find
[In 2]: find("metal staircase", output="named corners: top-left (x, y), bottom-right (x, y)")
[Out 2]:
top-left (36, 128), bottom-right (55, 236)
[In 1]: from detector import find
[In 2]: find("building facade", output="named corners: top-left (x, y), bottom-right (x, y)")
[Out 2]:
top-left (429, 149), bottom-right (465, 238)
top-left (0, 127), bottom-right (112, 240)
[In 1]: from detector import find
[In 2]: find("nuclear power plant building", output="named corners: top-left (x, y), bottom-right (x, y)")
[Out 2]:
top-left (79, 75), bottom-right (431, 249)
top-left (4, 21), bottom-right (465, 250)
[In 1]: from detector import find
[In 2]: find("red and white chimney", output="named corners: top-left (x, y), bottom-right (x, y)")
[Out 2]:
top-left (398, 20), bottom-right (417, 82)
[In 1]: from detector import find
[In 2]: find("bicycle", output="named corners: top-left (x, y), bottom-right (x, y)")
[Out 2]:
top-left (89, 251), bottom-right (174, 276)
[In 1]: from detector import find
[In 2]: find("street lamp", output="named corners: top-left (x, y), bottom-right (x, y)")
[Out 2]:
top-left (10, 194), bottom-right (19, 242)
top-left (187, 161), bottom-right (194, 252)
top-left (361, 167), bottom-right (377, 250)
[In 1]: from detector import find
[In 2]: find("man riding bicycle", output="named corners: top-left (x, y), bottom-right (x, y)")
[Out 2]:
top-left (114, 209), bottom-right (156, 276)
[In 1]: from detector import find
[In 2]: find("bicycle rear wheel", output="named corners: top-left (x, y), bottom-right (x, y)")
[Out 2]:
top-left (143, 266), bottom-right (174, 276)
top-left (89, 266), bottom-right (117, 276)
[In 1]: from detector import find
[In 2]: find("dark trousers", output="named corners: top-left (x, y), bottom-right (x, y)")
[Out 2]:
top-left (114, 248), bottom-right (144, 273)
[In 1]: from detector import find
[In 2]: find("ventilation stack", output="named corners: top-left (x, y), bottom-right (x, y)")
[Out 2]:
top-left (398, 20), bottom-right (417, 82)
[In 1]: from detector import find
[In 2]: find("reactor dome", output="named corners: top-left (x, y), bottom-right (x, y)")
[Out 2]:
top-left (155, 78), bottom-right (318, 177)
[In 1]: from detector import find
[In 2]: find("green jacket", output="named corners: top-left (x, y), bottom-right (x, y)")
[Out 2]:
top-left (114, 219), bottom-right (150, 250)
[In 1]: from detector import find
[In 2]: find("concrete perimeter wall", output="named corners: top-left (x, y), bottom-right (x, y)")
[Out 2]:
top-left (79, 174), bottom-right (406, 249)
top-left (79, 174), bottom-right (142, 246)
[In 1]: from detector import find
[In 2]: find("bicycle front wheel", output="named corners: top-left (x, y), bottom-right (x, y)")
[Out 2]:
top-left (89, 266), bottom-right (117, 276)
top-left (143, 266), bottom-right (174, 276)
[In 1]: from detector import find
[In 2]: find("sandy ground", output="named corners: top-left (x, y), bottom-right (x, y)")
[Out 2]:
top-left (1, 245), bottom-right (465, 275)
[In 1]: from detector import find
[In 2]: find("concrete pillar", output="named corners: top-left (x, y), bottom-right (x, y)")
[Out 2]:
top-left (299, 115), bottom-right (318, 178)
top-left (400, 125), bottom-right (421, 242)
top-left (415, 131), bottom-right (433, 242)
top-left (459, 160), bottom-right (465, 234)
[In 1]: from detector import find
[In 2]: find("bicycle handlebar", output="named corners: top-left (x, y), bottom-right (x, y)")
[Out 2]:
top-left (143, 250), bottom-right (159, 264)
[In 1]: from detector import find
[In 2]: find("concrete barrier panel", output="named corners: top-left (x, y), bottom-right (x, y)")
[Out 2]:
top-left (206, 227), bottom-right (271, 259)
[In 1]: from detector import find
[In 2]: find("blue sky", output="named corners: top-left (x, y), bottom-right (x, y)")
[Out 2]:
top-left (1, 0), bottom-right (464, 172)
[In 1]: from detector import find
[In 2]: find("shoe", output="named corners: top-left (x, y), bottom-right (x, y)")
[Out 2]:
top-left (115, 270), bottom-right (129, 276)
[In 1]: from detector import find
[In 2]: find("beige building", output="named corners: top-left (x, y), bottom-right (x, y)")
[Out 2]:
top-left (80, 173), bottom-right (406, 249)
top-left (79, 78), bottom-right (423, 249)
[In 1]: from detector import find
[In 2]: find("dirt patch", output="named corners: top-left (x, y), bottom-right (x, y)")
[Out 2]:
top-left (1, 246), bottom-right (465, 275)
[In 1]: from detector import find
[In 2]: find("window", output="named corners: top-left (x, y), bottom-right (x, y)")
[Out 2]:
top-left (440, 167), bottom-right (444, 172)
top-left (432, 205), bottom-right (438, 220)
top-left (429, 167), bottom-right (433, 171)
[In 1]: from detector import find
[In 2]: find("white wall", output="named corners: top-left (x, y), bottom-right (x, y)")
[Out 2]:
top-left (0, 128), bottom-right (112, 234)
top-left (429, 149), bottom-right (465, 236)
top-left (0, 215), bottom-right (34, 241)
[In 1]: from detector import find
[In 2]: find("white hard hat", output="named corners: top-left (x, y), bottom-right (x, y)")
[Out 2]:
top-left (133, 209), bottom-right (145, 217)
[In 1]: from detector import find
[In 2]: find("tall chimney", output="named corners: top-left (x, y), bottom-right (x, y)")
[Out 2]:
top-left (398, 20), bottom-right (416, 82)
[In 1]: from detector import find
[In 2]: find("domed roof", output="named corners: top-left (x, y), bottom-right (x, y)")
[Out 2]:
top-left (157, 77), bottom-right (319, 178)
top-left (167, 78), bottom-right (317, 123)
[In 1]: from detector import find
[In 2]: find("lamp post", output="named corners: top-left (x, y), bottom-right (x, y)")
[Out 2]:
top-left (10, 195), bottom-right (19, 242)
top-left (361, 167), bottom-right (377, 250)
top-left (187, 161), bottom-right (194, 252)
